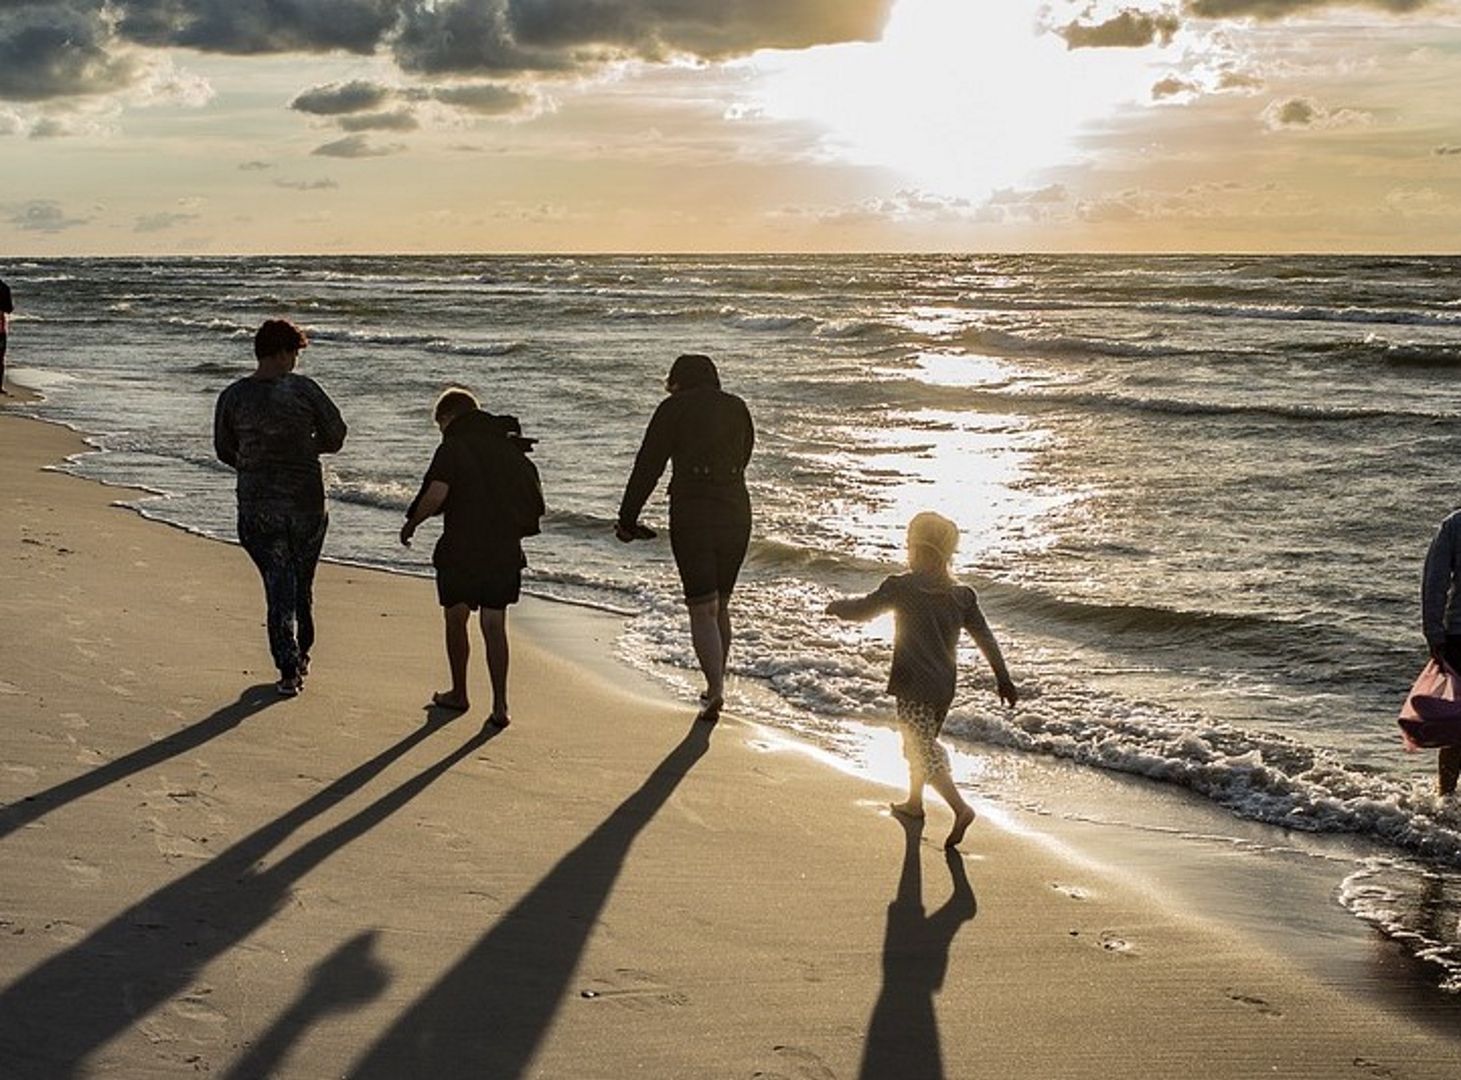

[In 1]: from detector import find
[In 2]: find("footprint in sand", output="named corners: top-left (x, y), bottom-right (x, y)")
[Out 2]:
top-left (750, 1044), bottom-right (838, 1080)
top-left (1351, 1057), bottom-right (1397, 1078)
top-left (170, 987), bottom-right (228, 1026)
top-left (1097, 930), bottom-right (1135, 955)
top-left (577, 968), bottom-right (689, 1011)
top-left (1226, 989), bottom-right (1284, 1018)
top-left (1051, 883), bottom-right (1089, 901)
top-left (64, 856), bottom-right (103, 886)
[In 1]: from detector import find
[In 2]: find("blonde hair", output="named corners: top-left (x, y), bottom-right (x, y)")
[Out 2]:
top-left (906, 511), bottom-right (959, 578)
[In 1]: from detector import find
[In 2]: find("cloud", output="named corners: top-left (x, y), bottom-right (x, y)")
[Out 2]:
top-left (1058, 8), bottom-right (1181, 50)
top-left (290, 79), bottom-right (392, 116)
top-left (134, 210), bottom-right (199, 232)
top-left (272, 177), bottom-right (340, 190)
top-left (0, 5), bottom-right (143, 102)
top-left (311, 133), bottom-right (405, 157)
top-left (117, 0), bottom-right (401, 56)
top-left (1261, 96), bottom-right (1371, 130)
top-left (5, 200), bottom-right (91, 232)
top-left (1434, 144), bottom-right (1461, 156)
top-left (239, 159), bottom-right (273, 170)
top-left (1383, 186), bottom-right (1452, 217)
top-left (418, 83), bottom-right (533, 115)
top-left (339, 109), bottom-right (420, 132)
top-left (1215, 68), bottom-right (1264, 92)
top-left (0, 109), bottom-right (23, 136)
top-left (1186, 0), bottom-right (1430, 18)
top-left (1152, 75), bottom-right (1200, 99)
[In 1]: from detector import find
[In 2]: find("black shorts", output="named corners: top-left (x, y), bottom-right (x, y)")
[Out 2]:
top-left (670, 520), bottom-right (750, 604)
top-left (435, 550), bottom-right (522, 611)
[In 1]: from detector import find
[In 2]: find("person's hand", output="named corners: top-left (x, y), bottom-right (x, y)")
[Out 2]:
top-left (399, 520), bottom-right (416, 547)
top-left (996, 676), bottom-right (1018, 708)
top-left (615, 521), bottom-right (656, 543)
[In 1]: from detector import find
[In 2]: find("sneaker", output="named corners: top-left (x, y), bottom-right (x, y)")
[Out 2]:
top-left (276, 676), bottom-right (303, 697)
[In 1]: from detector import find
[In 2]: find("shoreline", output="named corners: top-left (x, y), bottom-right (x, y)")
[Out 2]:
top-left (3, 394), bottom-right (1461, 1074)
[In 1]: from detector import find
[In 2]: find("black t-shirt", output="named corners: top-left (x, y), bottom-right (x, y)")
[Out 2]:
top-left (415, 410), bottom-right (544, 572)
top-left (213, 373), bottom-right (347, 514)
top-left (618, 385), bottom-right (754, 530)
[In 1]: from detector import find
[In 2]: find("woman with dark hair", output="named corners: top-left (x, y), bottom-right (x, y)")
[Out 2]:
top-left (617, 354), bottom-right (754, 722)
top-left (214, 319), bottom-right (347, 696)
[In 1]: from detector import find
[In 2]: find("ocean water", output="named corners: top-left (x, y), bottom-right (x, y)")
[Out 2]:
top-left (7, 253), bottom-right (1461, 984)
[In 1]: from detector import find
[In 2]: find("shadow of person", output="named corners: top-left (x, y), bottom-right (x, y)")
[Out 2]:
top-left (0, 716), bottom-right (498, 1079)
top-left (0, 684), bottom-right (279, 842)
top-left (858, 814), bottom-right (978, 1080)
top-left (222, 930), bottom-right (390, 1080)
top-left (346, 719), bottom-right (713, 1080)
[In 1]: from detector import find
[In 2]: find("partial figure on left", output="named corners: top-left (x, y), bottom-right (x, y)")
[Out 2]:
top-left (214, 319), bottom-right (347, 697)
top-left (0, 276), bottom-right (13, 395)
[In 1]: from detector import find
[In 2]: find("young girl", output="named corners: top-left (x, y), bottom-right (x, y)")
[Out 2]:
top-left (826, 511), bottom-right (1018, 848)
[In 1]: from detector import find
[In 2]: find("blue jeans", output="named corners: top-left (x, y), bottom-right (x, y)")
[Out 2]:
top-left (237, 510), bottom-right (327, 679)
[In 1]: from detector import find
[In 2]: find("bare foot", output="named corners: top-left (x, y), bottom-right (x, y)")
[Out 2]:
top-left (695, 695), bottom-right (724, 723)
top-left (431, 691), bottom-right (469, 711)
top-left (889, 800), bottom-right (925, 819)
top-left (487, 712), bottom-right (511, 729)
top-left (944, 807), bottom-right (976, 849)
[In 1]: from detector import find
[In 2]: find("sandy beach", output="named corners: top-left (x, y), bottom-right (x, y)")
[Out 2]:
top-left (2, 399), bottom-right (1459, 1079)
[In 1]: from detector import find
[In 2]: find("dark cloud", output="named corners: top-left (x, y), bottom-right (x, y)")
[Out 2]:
top-left (6, 199), bottom-right (91, 232)
top-left (290, 79), bottom-right (392, 115)
top-left (28, 118), bottom-right (71, 138)
top-left (134, 210), bottom-right (199, 232)
top-left (0, 5), bottom-right (142, 102)
top-left (1216, 68), bottom-right (1264, 92)
top-left (311, 133), bottom-right (404, 157)
top-left (419, 83), bottom-right (532, 115)
top-left (1185, 0), bottom-right (1429, 18)
top-left (272, 177), bottom-right (340, 189)
top-left (117, 0), bottom-right (400, 55)
top-left (339, 109), bottom-right (419, 131)
top-left (1434, 144), bottom-right (1461, 156)
top-left (1261, 95), bottom-right (1370, 130)
top-left (1058, 8), bottom-right (1181, 49)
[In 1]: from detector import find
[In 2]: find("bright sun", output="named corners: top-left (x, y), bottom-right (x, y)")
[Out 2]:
top-left (751, 0), bottom-right (1160, 197)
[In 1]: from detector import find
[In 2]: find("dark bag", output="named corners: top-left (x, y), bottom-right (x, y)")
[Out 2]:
top-left (0, 280), bottom-right (12, 315)
top-left (478, 413), bottom-right (544, 539)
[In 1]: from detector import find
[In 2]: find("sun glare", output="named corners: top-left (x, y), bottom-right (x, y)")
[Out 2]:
top-left (752, 0), bottom-right (1160, 197)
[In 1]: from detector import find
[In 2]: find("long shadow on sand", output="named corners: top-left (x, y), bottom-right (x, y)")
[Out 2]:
top-left (0, 684), bottom-right (279, 842)
top-left (346, 719), bottom-right (712, 1080)
top-left (221, 930), bottom-right (390, 1080)
top-left (0, 716), bottom-right (497, 1079)
top-left (858, 815), bottom-right (978, 1080)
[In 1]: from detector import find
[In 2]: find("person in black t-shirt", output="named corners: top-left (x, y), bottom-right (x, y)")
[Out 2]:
top-left (215, 319), bottom-right (347, 697)
top-left (401, 387), bottom-right (543, 726)
top-left (616, 354), bottom-right (754, 723)
top-left (827, 512), bottom-right (1017, 849)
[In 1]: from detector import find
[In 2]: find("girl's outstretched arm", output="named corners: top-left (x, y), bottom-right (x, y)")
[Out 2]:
top-left (963, 601), bottom-right (1018, 707)
top-left (826, 580), bottom-right (893, 622)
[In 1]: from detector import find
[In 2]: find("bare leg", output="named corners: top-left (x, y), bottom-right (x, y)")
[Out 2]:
top-left (891, 760), bottom-right (927, 819)
top-left (1440, 745), bottom-right (1461, 797)
top-left (717, 593), bottom-right (733, 668)
top-left (481, 607), bottom-right (510, 726)
top-left (688, 596), bottom-right (725, 708)
top-left (435, 603), bottom-right (471, 709)
top-left (929, 770), bottom-right (976, 848)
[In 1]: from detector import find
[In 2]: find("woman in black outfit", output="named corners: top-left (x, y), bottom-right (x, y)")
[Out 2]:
top-left (617, 354), bottom-right (754, 722)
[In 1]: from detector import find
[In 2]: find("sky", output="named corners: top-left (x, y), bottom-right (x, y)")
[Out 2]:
top-left (1, 0), bottom-right (1458, 254)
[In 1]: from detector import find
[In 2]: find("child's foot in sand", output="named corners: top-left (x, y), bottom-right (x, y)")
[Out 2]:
top-left (944, 807), bottom-right (976, 849)
top-left (889, 800), bottom-right (925, 819)
top-left (695, 695), bottom-right (724, 723)
top-left (431, 691), bottom-right (469, 711)
top-left (487, 711), bottom-right (511, 729)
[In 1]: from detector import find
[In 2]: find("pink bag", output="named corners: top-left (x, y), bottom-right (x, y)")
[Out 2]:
top-left (1398, 659), bottom-right (1461, 749)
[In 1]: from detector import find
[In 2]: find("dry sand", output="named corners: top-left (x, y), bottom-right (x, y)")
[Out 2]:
top-left (2, 402), bottom-right (1459, 1079)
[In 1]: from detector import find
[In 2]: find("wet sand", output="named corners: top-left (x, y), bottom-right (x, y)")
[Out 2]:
top-left (2, 401), bottom-right (1459, 1079)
